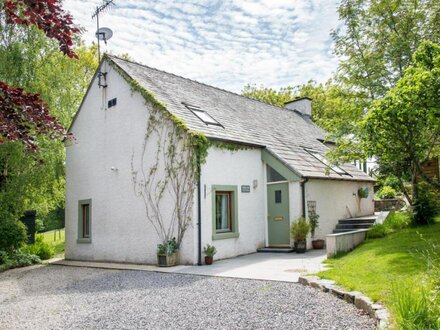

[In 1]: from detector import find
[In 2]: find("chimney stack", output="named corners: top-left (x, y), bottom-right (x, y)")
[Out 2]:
top-left (284, 97), bottom-right (312, 117)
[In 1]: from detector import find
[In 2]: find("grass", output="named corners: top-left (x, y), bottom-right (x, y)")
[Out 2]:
top-left (317, 216), bottom-right (440, 305)
top-left (40, 228), bottom-right (65, 256)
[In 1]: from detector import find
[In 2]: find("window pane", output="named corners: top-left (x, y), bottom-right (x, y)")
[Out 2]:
top-left (192, 109), bottom-right (220, 125)
top-left (82, 204), bottom-right (90, 238)
top-left (267, 165), bottom-right (286, 182)
top-left (216, 192), bottom-right (231, 232)
top-left (275, 190), bottom-right (282, 203)
top-left (306, 149), bottom-right (349, 176)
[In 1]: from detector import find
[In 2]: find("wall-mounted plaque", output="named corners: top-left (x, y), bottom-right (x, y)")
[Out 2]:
top-left (241, 185), bottom-right (251, 193)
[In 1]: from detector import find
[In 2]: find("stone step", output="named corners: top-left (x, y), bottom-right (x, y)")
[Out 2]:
top-left (257, 247), bottom-right (295, 253)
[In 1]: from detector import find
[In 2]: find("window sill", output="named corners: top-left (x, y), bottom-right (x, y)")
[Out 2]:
top-left (77, 238), bottom-right (92, 244)
top-left (212, 232), bottom-right (239, 240)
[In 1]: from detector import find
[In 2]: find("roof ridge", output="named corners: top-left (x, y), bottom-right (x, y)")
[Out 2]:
top-left (106, 54), bottom-right (304, 116)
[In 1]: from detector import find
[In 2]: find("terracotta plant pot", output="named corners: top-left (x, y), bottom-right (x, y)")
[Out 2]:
top-left (312, 239), bottom-right (325, 250)
top-left (205, 256), bottom-right (213, 265)
top-left (157, 252), bottom-right (177, 267)
top-left (295, 240), bottom-right (307, 253)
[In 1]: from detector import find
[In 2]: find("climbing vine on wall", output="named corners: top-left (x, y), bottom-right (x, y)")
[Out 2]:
top-left (108, 57), bottom-right (254, 249)
top-left (108, 58), bottom-right (208, 247)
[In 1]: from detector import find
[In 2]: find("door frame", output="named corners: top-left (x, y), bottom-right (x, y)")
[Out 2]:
top-left (266, 181), bottom-right (290, 247)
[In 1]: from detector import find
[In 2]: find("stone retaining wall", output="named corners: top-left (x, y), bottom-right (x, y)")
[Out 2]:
top-left (298, 275), bottom-right (389, 329)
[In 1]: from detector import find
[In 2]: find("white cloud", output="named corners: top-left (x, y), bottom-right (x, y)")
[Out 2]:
top-left (63, 0), bottom-right (340, 92)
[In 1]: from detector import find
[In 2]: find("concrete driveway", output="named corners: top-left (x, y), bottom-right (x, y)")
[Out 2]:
top-left (177, 250), bottom-right (328, 282)
top-left (55, 250), bottom-right (328, 282)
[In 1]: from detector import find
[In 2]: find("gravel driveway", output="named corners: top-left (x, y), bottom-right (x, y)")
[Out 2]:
top-left (0, 265), bottom-right (374, 330)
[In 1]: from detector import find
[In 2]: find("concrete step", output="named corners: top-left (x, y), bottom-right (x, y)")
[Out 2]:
top-left (338, 218), bottom-right (376, 225)
top-left (335, 223), bottom-right (374, 230)
top-left (332, 228), bottom-right (366, 234)
top-left (257, 247), bottom-right (294, 253)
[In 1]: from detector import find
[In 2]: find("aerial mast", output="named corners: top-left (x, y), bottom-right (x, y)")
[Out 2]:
top-left (92, 0), bottom-right (115, 88)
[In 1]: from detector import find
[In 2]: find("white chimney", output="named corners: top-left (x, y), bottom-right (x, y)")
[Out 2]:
top-left (284, 97), bottom-right (312, 116)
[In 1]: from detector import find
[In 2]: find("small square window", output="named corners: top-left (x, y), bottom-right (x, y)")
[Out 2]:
top-left (108, 98), bottom-right (117, 108)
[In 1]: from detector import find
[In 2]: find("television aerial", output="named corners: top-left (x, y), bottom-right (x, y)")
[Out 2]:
top-left (92, 0), bottom-right (115, 88)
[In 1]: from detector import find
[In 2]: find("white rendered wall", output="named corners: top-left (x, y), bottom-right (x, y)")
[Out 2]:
top-left (288, 181), bottom-right (303, 246)
top-left (198, 147), bottom-right (266, 261)
top-left (65, 60), bottom-right (194, 264)
top-left (305, 179), bottom-right (375, 243)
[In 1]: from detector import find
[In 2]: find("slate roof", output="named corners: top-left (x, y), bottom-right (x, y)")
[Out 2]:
top-left (108, 56), bottom-right (374, 182)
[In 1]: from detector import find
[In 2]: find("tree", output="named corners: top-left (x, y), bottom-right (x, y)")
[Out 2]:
top-left (242, 84), bottom-right (296, 107)
top-left (0, 18), bottom-right (97, 219)
top-left (0, 0), bottom-right (80, 149)
top-left (242, 81), bottom-right (366, 146)
top-left (362, 41), bottom-right (440, 205)
top-left (334, 0), bottom-right (440, 100)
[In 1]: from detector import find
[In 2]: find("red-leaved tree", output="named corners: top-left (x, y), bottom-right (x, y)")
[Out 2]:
top-left (0, 0), bottom-right (80, 150)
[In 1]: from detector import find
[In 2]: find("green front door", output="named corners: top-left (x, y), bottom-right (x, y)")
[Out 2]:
top-left (267, 182), bottom-right (290, 246)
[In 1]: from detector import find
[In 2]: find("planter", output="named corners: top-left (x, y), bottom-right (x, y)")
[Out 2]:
top-left (157, 252), bottom-right (177, 267)
top-left (205, 256), bottom-right (213, 265)
top-left (312, 239), bottom-right (325, 250)
top-left (295, 240), bottom-right (307, 253)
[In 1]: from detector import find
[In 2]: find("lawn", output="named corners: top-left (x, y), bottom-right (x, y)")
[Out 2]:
top-left (41, 228), bottom-right (65, 256)
top-left (317, 216), bottom-right (440, 305)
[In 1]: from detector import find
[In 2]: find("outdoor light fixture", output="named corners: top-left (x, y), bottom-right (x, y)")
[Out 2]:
top-left (253, 179), bottom-right (258, 189)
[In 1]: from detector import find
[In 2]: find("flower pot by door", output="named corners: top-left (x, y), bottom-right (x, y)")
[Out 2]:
top-left (295, 240), bottom-right (307, 253)
top-left (312, 239), bottom-right (325, 249)
top-left (205, 256), bottom-right (213, 265)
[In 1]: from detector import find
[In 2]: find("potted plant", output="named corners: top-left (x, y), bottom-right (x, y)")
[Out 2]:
top-left (309, 213), bottom-right (324, 249)
top-left (290, 217), bottom-right (310, 253)
top-left (203, 244), bottom-right (217, 265)
top-left (157, 238), bottom-right (178, 267)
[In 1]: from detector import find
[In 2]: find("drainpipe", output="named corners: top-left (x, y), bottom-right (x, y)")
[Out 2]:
top-left (301, 178), bottom-right (309, 218)
top-left (197, 156), bottom-right (202, 266)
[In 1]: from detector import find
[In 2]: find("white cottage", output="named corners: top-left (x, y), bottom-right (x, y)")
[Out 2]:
top-left (65, 55), bottom-right (375, 265)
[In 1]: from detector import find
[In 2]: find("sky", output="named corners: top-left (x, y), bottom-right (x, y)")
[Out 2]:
top-left (63, 0), bottom-right (341, 93)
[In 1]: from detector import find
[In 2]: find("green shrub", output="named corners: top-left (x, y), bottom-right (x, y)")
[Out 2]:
top-left (203, 244), bottom-right (217, 257)
top-left (21, 235), bottom-right (54, 260)
top-left (0, 251), bottom-right (40, 272)
top-left (290, 217), bottom-right (310, 241)
top-left (383, 175), bottom-right (401, 191)
top-left (384, 211), bottom-right (411, 231)
top-left (157, 238), bottom-right (179, 255)
top-left (392, 281), bottom-right (440, 330)
top-left (367, 224), bottom-right (387, 238)
top-left (413, 182), bottom-right (439, 226)
top-left (376, 186), bottom-right (397, 199)
top-left (0, 218), bottom-right (27, 252)
top-left (35, 219), bottom-right (45, 233)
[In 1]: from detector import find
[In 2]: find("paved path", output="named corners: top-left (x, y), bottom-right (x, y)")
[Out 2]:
top-left (0, 265), bottom-right (374, 329)
top-left (53, 250), bottom-right (328, 282)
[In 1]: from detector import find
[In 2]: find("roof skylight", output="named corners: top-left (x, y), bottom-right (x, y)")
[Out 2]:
top-left (305, 149), bottom-right (350, 176)
top-left (184, 104), bottom-right (222, 127)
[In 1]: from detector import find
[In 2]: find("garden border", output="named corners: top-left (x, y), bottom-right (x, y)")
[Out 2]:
top-left (298, 275), bottom-right (389, 329)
